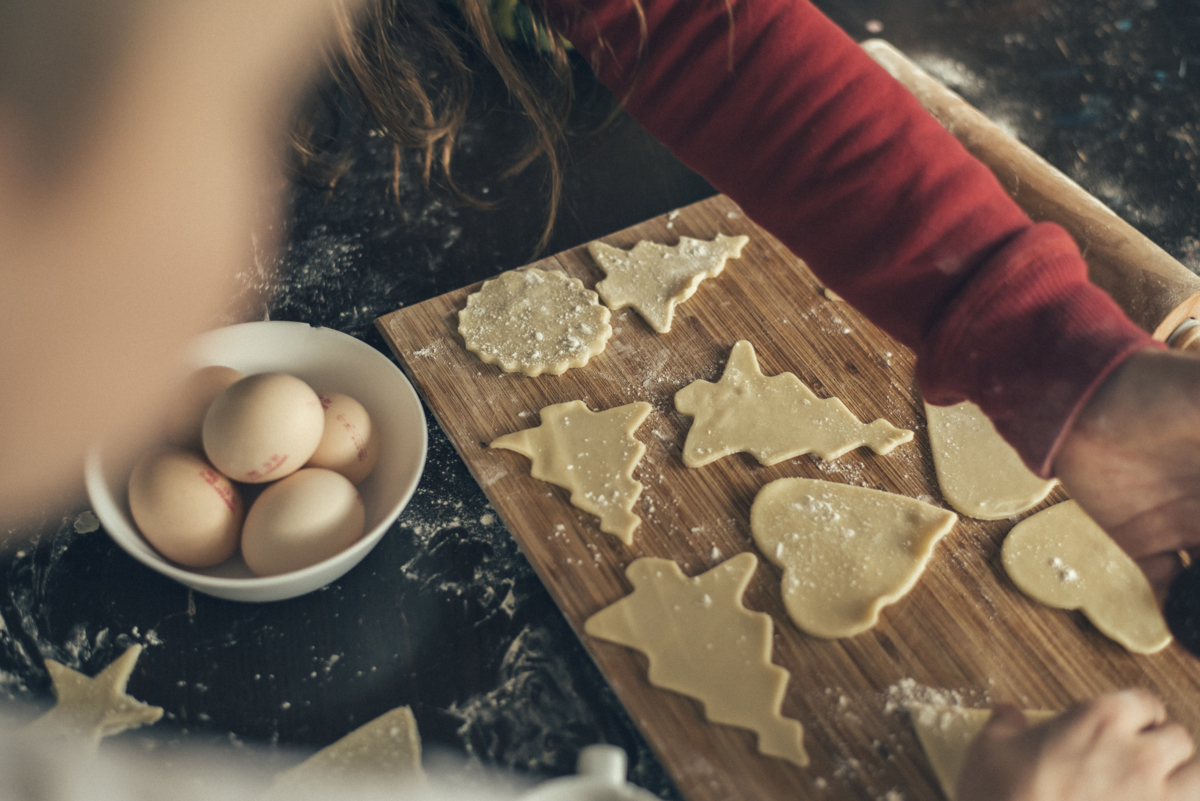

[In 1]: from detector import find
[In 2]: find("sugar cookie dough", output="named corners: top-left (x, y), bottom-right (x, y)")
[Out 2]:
top-left (490, 400), bottom-right (651, 544)
top-left (28, 644), bottom-right (163, 750)
top-left (269, 705), bottom-right (423, 796)
top-left (589, 234), bottom-right (749, 333)
top-left (1002, 500), bottom-right (1171, 654)
top-left (751, 478), bottom-right (956, 638)
top-left (459, 268), bottom-right (612, 376)
top-left (926, 401), bottom-right (1057, 520)
top-left (909, 704), bottom-right (1056, 800)
top-left (675, 341), bottom-right (912, 468)
top-left (585, 553), bottom-right (809, 767)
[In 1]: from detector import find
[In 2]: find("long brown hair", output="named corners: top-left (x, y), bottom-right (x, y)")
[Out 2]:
top-left (294, 0), bottom-right (582, 254)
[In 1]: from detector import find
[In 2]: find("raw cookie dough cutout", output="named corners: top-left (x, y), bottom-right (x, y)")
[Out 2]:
top-left (269, 705), bottom-right (423, 796)
top-left (28, 644), bottom-right (163, 750)
top-left (458, 268), bottom-right (612, 376)
top-left (925, 401), bottom-right (1057, 520)
top-left (1002, 500), bottom-right (1171, 654)
top-left (585, 553), bottom-right (809, 767)
top-left (490, 400), bottom-right (651, 544)
top-left (751, 477), bottom-right (957, 638)
top-left (589, 234), bottom-right (749, 333)
top-left (909, 703), bottom-right (1056, 800)
top-left (675, 341), bottom-right (912, 468)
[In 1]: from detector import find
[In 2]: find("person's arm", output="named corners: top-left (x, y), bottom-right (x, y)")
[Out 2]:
top-left (540, 0), bottom-right (1157, 478)
top-left (957, 690), bottom-right (1200, 801)
top-left (1052, 348), bottom-right (1200, 599)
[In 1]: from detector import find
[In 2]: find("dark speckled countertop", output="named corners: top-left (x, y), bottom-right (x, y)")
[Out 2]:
top-left (1, 1), bottom-right (1197, 797)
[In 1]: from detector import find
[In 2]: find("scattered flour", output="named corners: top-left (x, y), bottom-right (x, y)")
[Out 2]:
top-left (882, 678), bottom-right (984, 715)
top-left (447, 626), bottom-right (602, 777)
top-left (72, 512), bottom-right (100, 534)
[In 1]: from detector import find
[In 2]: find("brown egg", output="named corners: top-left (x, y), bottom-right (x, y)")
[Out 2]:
top-left (202, 373), bottom-right (324, 483)
top-left (128, 447), bottom-right (243, 567)
top-left (305, 391), bottom-right (380, 485)
top-left (241, 468), bottom-right (365, 576)
top-left (163, 365), bottom-right (245, 450)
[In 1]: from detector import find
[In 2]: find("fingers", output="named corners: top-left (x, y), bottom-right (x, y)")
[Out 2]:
top-left (1138, 552), bottom-right (1183, 606)
top-left (980, 704), bottom-right (1030, 739)
top-left (1059, 691), bottom-right (1196, 786)
top-left (1072, 689), bottom-right (1168, 736)
top-left (1143, 722), bottom-right (1197, 773)
top-left (957, 692), bottom-right (1198, 801)
top-left (1168, 755), bottom-right (1200, 801)
top-left (1111, 494), bottom-right (1200, 563)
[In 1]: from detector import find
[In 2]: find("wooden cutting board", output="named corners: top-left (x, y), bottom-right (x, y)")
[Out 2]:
top-left (376, 194), bottom-right (1200, 801)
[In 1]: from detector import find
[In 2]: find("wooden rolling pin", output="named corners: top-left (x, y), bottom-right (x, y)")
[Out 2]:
top-left (862, 39), bottom-right (1200, 347)
top-left (864, 40), bottom-right (1200, 658)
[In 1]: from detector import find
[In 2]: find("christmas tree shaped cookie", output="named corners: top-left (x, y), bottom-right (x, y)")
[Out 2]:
top-left (490, 400), bottom-right (651, 544)
top-left (675, 341), bottom-right (912, 468)
top-left (589, 234), bottom-right (749, 333)
top-left (586, 553), bottom-right (809, 767)
top-left (751, 478), bottom-right (956, 638)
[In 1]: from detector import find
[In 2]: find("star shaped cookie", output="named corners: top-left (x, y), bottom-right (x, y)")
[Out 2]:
top-left (28, 644), bottom-right (163, 750)
top-left (586, 553), bottom-right (808, 767)
top-left (490, 400), bottom-right (651, 544)
top-left (589, 234), bottom-right (749, 333)
top-left (675, 340), bottom-right (912, 467)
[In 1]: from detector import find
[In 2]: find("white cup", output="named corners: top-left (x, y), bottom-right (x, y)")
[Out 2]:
top-left (518, 745), bottom-right (660, 801)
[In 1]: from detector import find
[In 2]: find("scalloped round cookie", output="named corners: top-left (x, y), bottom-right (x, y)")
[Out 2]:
top-left (458, 268), bottom-right (612, 376)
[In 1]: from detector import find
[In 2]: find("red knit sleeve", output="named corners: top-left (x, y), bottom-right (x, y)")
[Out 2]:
top-left (542, 0), bottom-right (1158, 476)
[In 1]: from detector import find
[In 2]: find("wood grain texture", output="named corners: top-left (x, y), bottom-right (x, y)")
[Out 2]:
top-left (376, 195), bottom-right (1200, 801)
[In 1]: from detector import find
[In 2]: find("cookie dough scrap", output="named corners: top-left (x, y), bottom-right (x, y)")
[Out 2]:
top-left (490, 400), bottom-right (651, 544)
top-left (1002, 500), bottom-right (1171, 654)
top-left (585, 553), bottom-right (809, 767)
top-left (269, 706), bottom-right (423, 797)
top-left (589, 234), bottom-right (749, 333)
top-left (27, 644), bottom-right (163, 751)
top-left (675, 340), bottom-right (913, 468)
top-left (459, 268), bottom-right (612, 376)
top-left (926, 401), bottom-right (1057, 520)
top-left (751, 478), bottom-right (957, 638)
top-left (909, 704), bottom-right (1056, 800)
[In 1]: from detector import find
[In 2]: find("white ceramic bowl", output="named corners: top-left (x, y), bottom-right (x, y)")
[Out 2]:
top-left (85, 321), bottom-right (427, 602)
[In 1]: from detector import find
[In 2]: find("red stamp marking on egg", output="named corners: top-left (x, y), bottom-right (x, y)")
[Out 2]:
top-left (199, 468), bottom-right (237, 511)
top-left (319, 394), bottom-right (333, 410)
top-left (335, 412), bottom-right (368, 461)
top-left (257, 453), bottom-right (288, 478)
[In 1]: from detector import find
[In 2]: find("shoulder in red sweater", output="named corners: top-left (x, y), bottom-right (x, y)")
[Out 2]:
top-left (542, 0), bottom-right (1155, 476)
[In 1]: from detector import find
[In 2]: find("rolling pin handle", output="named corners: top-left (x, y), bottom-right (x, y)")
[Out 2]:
top-left (862, 40), bottom-right (1200, 340)
top-left (1168, 319), bottom-right (1200, 353)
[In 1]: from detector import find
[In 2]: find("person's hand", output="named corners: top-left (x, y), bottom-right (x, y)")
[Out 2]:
top-left (957, 690), bottom-right (1200, 801)
top-left (1053, 348), bottom-right (1200, 601)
